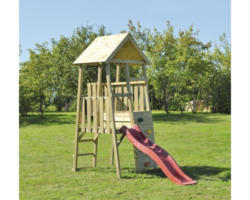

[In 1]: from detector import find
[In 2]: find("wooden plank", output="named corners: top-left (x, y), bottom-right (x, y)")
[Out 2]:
top-left (93, 132), bottom-right (99, 168)
top-left (97, 66), bottom-right (102, 96)
top-left (87, 83), bottom-right (92, 132)
top-left (81, 97), bottom-right (86, 132)
top-left (114, 64), bottom-right (120, 111)
top-left (105, 97), bottom-right (110, 134)
top-left (92, 83), bottom-right (97, 133)
top-left (134, 85), bottom-right (139, 111)
top-left (74, 33), bottom-right (129, 64)
top-left (99, 97), bottom-right (104, 133)
top-left (79, 139), bottom-right (94, 143)
top-left (142, 65), bottom-right (151, 111)
top-left (77, 153), bottom-right (95, 157)
top-left (111, 81), bottom-right (146, 86)
top-left (73, 66), bottom-right (83, 171)
top-left (106, 62), bottom-right (121, 178)
top-left (73, 33), bottom-right (150, 65)
top-left (97, 65), bottom-right (102, 128)
top-left (104, 85), bottom-right (109, 134)
top-left (92, 83), bottom-right (98, 167)
top-left (139, 84), bottom-right (144, 111)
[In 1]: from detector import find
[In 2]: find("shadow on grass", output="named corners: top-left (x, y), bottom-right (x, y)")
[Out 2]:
top-left (152, 112), bottom-right (224, 124)
top-left (20, 111), bottom-right (225, 127)
top-left (76, 165), bottom-right (230, 182)
top-left (142, 165), bottom-right (231, 181)
top-left (19, 112), bottom-right (76, 127)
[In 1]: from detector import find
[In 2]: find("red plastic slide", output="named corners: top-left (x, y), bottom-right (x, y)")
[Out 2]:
top-left (120, 125), bottom-right (197, 185)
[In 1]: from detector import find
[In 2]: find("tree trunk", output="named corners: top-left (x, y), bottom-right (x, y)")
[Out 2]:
top-left (180, 109), bottom-right (184, 115)
top-left (39, 94), bottom-right (45, 115)
top-left (163, 88), bottom-right (169, 114)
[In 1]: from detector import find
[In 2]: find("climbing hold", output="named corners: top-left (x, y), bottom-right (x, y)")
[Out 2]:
top-left (137, 118), bottom-right (144, 123)
top-left (144, 162), bottom-right (150, 167)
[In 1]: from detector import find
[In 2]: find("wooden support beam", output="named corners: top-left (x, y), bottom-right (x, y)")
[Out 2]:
top-left (134, 85), bottom-right (139, 111)
top-left (79, 139), bottom-right (94, 143)
top-left (97, 65), bottom-right (102, 96)
top-left (139, 85), bottom-right (144, 111)
top-left (77, 153), bottom-right (95, 157)
top-left (110, 132), bottom-right (126, 166)
top-left (93, 64), bottom-right (102, 168)
top-left (73, 65), bottom-right (83, 171)
top-left (99, 97), bottom-right (104, 133)
top-left (114, 64), bottom-right (120, 111)
top-left (106, 62), bottom-right (121, 178)
top-left (142, 65), bottom-right (151, 111)
top-left (111, 81), bottom-right (146, 86)
top-left (81, 97), bottom-right (86, 132)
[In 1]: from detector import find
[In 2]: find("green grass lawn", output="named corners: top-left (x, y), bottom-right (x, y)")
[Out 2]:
top-left (20, 111), bottom-right (231, 200)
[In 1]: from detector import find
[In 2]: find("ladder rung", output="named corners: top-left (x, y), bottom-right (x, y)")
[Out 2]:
top-left (114, 93), bottom-right (131, 97)
top-left (79, 139), bottom-right (94, 143)
top-left (77, 153), bottom-right (95, 157)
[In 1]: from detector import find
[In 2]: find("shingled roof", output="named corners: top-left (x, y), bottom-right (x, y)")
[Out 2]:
top-left (73, 32), bottom-right (150, 65)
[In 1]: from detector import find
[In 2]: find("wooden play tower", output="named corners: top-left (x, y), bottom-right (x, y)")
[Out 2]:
top-left (73, 33), bottom-right (156, 178)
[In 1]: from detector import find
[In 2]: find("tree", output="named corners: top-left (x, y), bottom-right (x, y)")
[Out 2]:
top-left (128, 20), bottom-right (177, 113)
top-left (209, 34), bottom-right (231, 113)
top-left (19, 43), bottom-right (53, 115)
top-left (19, 25), bottom-right (111, 114)
top-left (174, 27), bottom-right (212, 113)
top-left (48, 25), bottom-right (110, 111)
top-left (128, 20), bottom-right (212, 114)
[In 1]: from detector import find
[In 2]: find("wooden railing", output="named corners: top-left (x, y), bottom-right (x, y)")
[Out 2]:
top-left (80, 80), bottom-right (148, 134)
top-left (81, 96), bottom-right (112, 134)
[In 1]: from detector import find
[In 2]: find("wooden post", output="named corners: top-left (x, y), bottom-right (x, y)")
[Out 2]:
top-left (73, 65), bottom-right (83, 171)
top-left (114, 64), bottom-right (120, 111)
top-left (106, 62), bottom-right (121, 178)
top-left (139, 85), bottom-right (144, 111)
top-left (125, 63), bottom-right (135, 124)
top-left (111, 63), bottom-right (135, 165)
top-left (81, 97), bottom-right (86, 132)
top-left (93, 65), bottom-right (102, 168)
top-left (134, 85), bottom-right (139, 111)
top-left (142, 65), bottom-right (151, 111)
top-left (87, 83), bottom-right (92, 132)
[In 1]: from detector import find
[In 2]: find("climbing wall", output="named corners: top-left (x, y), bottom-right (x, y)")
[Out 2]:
top-left (133, 111), bottom-right (157, 172)
top-left (114, 111), bottom-right (157, 172)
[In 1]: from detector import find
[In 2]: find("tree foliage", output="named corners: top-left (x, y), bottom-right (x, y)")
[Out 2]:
top-left (128, 20), bottom-right (230, 114)
top-left (19, 22), bottom-right (231, 116)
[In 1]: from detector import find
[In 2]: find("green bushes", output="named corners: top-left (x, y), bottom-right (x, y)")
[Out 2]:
top-left (45, 105), bottom-right (57, 112)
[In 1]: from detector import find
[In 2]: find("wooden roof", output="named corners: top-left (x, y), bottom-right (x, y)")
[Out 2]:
top-left (73, 32), bottom-right (150, 65)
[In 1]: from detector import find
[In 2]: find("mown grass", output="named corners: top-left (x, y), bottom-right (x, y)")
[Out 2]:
top-left (20, 111), bottom-right (230, 200)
